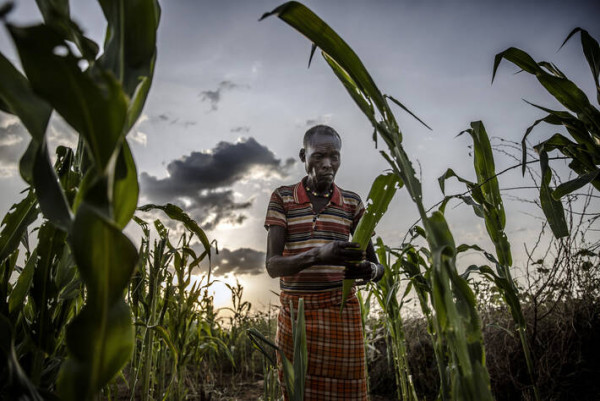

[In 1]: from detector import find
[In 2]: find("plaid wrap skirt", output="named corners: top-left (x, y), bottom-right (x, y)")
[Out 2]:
top-left (276, 289), bottom-right (368, 401)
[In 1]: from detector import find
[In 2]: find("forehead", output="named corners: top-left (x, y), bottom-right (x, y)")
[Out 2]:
top-left (306, 133), bottom-right (341, 151)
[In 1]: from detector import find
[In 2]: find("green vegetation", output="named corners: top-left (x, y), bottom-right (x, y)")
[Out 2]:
top-left (0, 1), bottom-right (598, 400)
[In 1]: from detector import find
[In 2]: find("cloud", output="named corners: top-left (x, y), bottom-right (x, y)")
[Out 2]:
top-left (0, 113), bottom-right (81, 178)
top-left (211, 247), bottom-right (265, 276)
top-left (199, 80), bottom-right (248, 111)
top-left (150, 113), bottom-right (196, 129)
top-left (0, 117), bottom-right (28, 178)
top-left (230, 126), bottom-right (250, 133)
top-left (140, 137), bottom-right (295, 230)
top-left (304, 113), bottom-right (333, 127)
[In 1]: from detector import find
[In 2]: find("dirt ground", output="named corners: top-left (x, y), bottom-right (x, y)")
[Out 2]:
top-left (208, 379), bottom-right (396, 400)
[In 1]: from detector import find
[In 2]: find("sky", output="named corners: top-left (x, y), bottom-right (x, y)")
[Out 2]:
top-left (0, 0), bottom-right (599, 310)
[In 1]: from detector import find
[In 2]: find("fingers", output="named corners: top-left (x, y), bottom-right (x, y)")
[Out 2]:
top-left (337, 242), bottom-right (365, 260)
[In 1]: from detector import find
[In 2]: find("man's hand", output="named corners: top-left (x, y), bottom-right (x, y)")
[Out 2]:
top-left (316, 241), bottom-right (365, 265)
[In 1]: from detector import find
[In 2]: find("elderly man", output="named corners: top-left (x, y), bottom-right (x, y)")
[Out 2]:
top-left (264, 125), bottom-right (384, 401)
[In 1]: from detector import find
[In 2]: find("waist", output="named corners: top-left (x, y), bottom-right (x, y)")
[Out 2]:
top-left (279, 287), bottom-right (357, 310)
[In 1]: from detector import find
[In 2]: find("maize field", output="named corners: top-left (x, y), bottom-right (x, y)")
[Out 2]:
top-left (0, 1), bottom-right (599, 400)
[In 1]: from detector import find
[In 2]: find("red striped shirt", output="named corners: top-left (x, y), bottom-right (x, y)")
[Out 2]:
top-left (265, 178), bottom-right (365, 292)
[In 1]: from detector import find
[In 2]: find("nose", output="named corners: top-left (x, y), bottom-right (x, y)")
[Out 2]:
top-left (322, 157), bottom-right (332, 170)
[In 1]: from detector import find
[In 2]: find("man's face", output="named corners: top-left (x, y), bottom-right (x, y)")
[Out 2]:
top-left (302, 133), bottom-right (341, 189)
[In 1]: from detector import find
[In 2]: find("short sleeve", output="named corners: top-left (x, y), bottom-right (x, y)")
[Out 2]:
top-left (264, 188), bottom-right (287, 230)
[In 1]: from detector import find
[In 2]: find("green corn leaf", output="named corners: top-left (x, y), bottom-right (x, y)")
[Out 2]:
top-left (138, 203), bottom-right (212, 262)
top-left (538, 148), bottom-right (569, 237)
top-left (561, 28), bottom-right (600, 104)
top-left (260, 1), bottom-right (395, 129)
top-left (35, 0), bottom-right (99, 61)
top-left (58, 202), bottom-right (138, 400)
top-left (522, 101), bottom-right (596, 145)
top-left (427, 211), bottom-right (493, 401)
top-left (341, 173), bottom-right (401, 309)
top-left (112, 140), bottom-right (139, 229)
top-left (69, 202), bottom-right (138, 307)
top-left (553, 169), bottom-right (600, 199)
top-left (0, 52), bottom-right (51, 142)
top-left (386, 94), bottom-right (433, 130)
top-left (0, 190), bottom-right (39, 263)
top-left (58, 300), bottom-right (134, 400)
top-left (98, 0), bottom-right (161, 131)
top-left (494, 46), bottom-right (600, 134)
top-left (492, 47), bottom-right (542, 81)
top-left (9, 24), bottom-right (128, 172)
top-left (8, 250), bottom-right (37, 314)
top-left (462, 121), bottom-right (512, 266)
top-left (0, 314), bottom-right (45, 401)
top-left (322, 53), bottom-right (377, 126)
top-left (32, 138), bottom-right (73, 231)
top-left (292, 298), bottom-right (307, 401)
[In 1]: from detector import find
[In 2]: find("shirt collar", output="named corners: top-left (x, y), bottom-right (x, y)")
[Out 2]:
top-left (293, 177), bottom-right (342, 206)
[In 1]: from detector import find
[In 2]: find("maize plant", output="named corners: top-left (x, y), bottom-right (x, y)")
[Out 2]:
top-left (439, 121), bottom-right (539, 400)
top-left (0, 1), bottom-right (162, 399)
top-left (261, 2), bottom-right (494, 400)
top-left (493, 28), bottom-right (600, 238)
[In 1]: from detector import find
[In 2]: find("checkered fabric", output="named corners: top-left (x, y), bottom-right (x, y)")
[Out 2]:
top-left (276, 289), bottom-right (368, 401)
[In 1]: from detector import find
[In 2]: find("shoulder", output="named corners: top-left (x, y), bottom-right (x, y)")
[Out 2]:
top-left (272, 183), bottom-right (296, 197)
top-left (269, 182), bottom-right (298, 204)
top-left (336, 185), bottom-right (364, 208)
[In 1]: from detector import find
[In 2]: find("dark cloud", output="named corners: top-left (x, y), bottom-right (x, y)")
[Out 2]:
top-left (152, 113), bottom-right (196, 128)
top-left (211, 247), bottom-right (265, 276)
top-left (230, 126), bottom-right (250, 133)
top-left (199, 80), bottom-right (248, 111)
top-left (140, 137), bottom-right (295, 230)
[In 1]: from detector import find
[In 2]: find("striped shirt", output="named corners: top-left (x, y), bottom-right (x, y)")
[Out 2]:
top-left (264, 178), bottom-right (365, 292)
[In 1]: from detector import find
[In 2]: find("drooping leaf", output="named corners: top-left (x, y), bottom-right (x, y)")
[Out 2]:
top-left (537, 148), bottom-right (569, 237)
top-left (494, 45), bottom-right (600, 134)
top-left (260, 1), bottom-right (395, 130)
top-left (561, 27), bottom-right (600, 104)
top-left (552, 169), bottom-right (600, 199)
top-left (492, 47), bottom-right (542, 82)
top-left (0, 52), bottom-right (51, 142)
top-left (138, 203), bottom-right (212, 262)
top-left (386, 94), bottom-right (432, 130)
top-left (35, 0), bottom-right (99, 60)
top-left (9, 23), bottom-right (128, 172)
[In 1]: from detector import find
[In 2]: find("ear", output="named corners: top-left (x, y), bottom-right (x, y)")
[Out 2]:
top-left (299, 148), bottom-right (306, 162)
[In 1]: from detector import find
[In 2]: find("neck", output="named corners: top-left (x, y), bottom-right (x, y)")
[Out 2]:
top-left (305, 177), bottom-right (333, 197)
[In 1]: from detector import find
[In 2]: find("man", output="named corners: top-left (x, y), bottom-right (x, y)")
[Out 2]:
top-left (264, 125), bottom-right (384, 401)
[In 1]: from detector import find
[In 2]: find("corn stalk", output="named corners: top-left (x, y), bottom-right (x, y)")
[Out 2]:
top-left (261, 3), bottom-right (494, 399)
